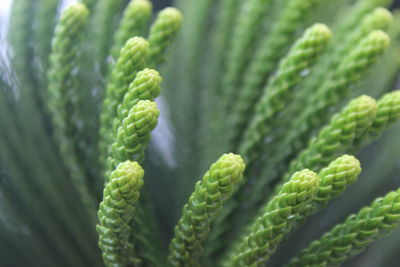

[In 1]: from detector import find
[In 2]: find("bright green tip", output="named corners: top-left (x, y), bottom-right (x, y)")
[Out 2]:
top-left (324, 154), bottom-right (361, 184)
top-left (133, 100), bottom-right (160, 118)
top-left (374, 90), bottom-right (400, 125)
top-left (381, 90), bottom-right (400, 103)
top-left (349, 94), bottom-right (377, 116)
top-left (160, 7), bottom-right (183, 24)
top-left (333, 154), bottom-right (361, 171)
top-left (291, 169), bottom-right (319, 185)
top-left (123, 36), bottom-right (149, 52)
top-left (367, 30), bottom-right (391, 47)
top-left (217, 153), bottom-right (246, 180)
top-left (67, 2), bottom-right (89, 16)
top-left (371, 7), bottom-right (393, 29)
top-left (132, 0), bottom-right (153, 11)
top-left (136, 68), bottom-right (163, 85)
top-left (309, 23), bottom-right (332, 40)
top-left (111, 161), bottom-right (144, 188)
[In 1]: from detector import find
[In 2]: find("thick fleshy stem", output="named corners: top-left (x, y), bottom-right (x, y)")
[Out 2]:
top-left (148, 7), bottom-right (183, 67)
top-left (110, 0), bottom-right (152, 61)
top-left (168, 153), bottom-right (245, 267)
top-left (222, 169), bottom-right (319, 267)
top-left (287, 187), bottom-right (400, 267)
top-left (97, 161), bottom-right (144, 267)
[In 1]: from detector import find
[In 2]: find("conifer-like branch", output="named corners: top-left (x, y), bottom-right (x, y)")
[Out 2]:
top-left (113, 68), bottom-right (162, 135)
top-left (107, 100), bottom-right (159, 181)
top-left (353, 90), bottom-right (400, 149)
top-left (253, 95), bottom-right (375, 212)
top-left (168, 153), bottom-right (245, 266)
top-left (287, 187), bottom-right (400, 267)
top-left (285, 30), bottom-right (389, 154)
top-left (257, 30), bottom-right (390, 194)
top-left (283, 95), bottom-right (376, 184)
top-left (206, 25), bottom-right (331, 253)
top-left (99, 37), bottom-right (149, 169)
top-left (297, 155), bottom-right (361, 225)
top-left (148, 7), bottom-right (183, 67)
top-left (230, 0), bottom-right (323, 142)
top-left (237, 23), bottom-right (332, 164)
top-left (222, 169), bottom-right (319, 267)
top-left (47, 3), bottom-right (96, 217)
top-left (97, 161), bottom-right (144, 267)
top-left (110, 0), bottom-right (153, 61)
top-left (289, 7), bottom-right (392, 120)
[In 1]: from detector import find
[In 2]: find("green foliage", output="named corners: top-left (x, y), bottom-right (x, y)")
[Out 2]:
top-left (223, 169), bottom-right (319, 266)
top-left (288, 187), bottom-right (400, 266)
top-left (281, 95), bottom-right (376, 186)
top-left (33, 0), bottom-right (59, 75)
top-left (8, 0), bottom-right (35, 85)
top-left (107, 100), bottom-right (159, 180)
top-left (229, 0), bottom-right (324, 142)
top-left (113, 68), bottom-right (162, 135)
top-left (237, 23), bottom-right (332, 164)
top-left (297, 155), bottom-right (361, 225)
top-left (99, 37), bottom-right (149, 171)
top-left (168, 153), bottom-right (245, 266)
top-left (221, 0), bottom-right (275, 103)
top-left (353, 90), bottom-right (400, 148)
top-left (97, 161), bottom-right (144, 266)
top-left (3, 0), bottom-right (400, 267)
top-left (110, 0), bottom-right (153, 61)
top-left (148, 7), bottom-right (183, 67)
top-left (47, 3), bottom-right (96, 217)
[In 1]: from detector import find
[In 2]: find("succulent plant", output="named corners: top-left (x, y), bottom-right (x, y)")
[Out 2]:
top-left (1, 0), bottom-right (400, 266)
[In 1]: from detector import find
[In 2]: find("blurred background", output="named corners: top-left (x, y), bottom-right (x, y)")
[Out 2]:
top-left (1, 1), bottom-right (400, 266)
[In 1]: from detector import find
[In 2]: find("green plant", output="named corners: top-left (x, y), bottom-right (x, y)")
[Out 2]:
top-left (2, 0), bottom-right (400, 266)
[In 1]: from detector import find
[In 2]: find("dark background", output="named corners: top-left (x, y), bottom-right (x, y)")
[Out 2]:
top-left (154, 0), bottom-right (172, 10)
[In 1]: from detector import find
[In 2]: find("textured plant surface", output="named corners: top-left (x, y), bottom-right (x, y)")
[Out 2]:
top-left (287, 187), bottom-right (400, 267)
top-left (168, 153), bottom-right (245, 266)
top-left (1, 0), bottom-right (400, 267)
top-left (222, 169), bottom-right (319, 267)
top-left (97, 161), bottom-right (144, 266)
